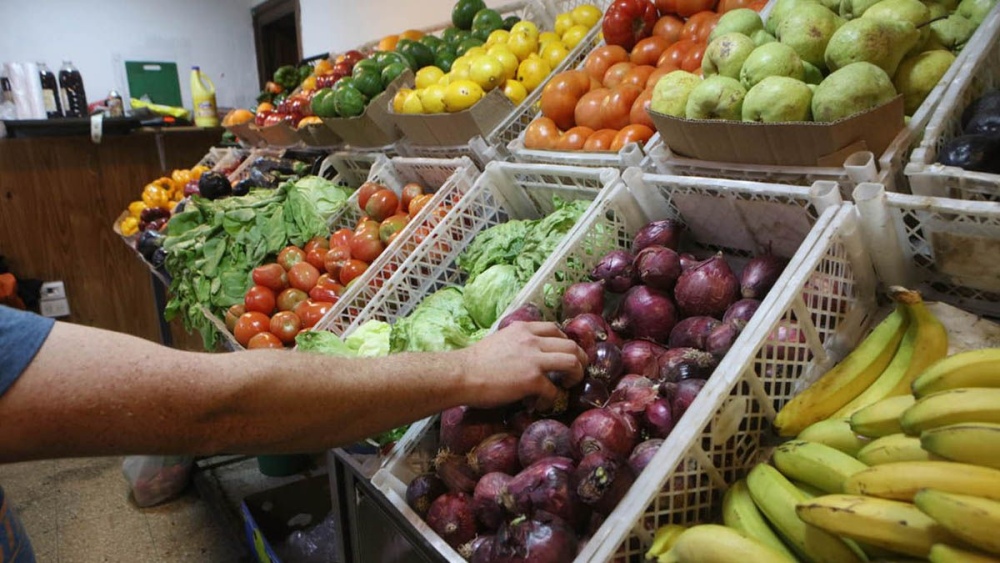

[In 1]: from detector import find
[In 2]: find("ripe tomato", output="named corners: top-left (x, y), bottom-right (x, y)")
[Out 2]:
top-left (659, 39), bottom-right (697, 68)
top-left (379, 214), bottom-right (409, 244)
top-left (620, 65), bottom-right (657, 89)
top-left (324, 245), bottom-right (351, 276)
top-left (251, 263), bottom-right (288, 292)
top-left (602, 0), bottom-right (658, 51)
top-left (309, 285), bottom-right (340, 304)
top-left (269, 311), bottom-right (302, 344)
top-left (303, 235), bottom-right (329, 255)
top-left (245, 285), bottom-right (276, 315)
top-left (575, 88), bottom-right (610, 130)
top-left (583, 129), bottom-right (619, 151)
top-left (652, 15), bottom-right (684, 42)
top-left (234, 311), bottom-right (271, 347)
top-left (247, 331), bottom-right (284, 349)
top-left (647, 65), bottom-right (677, 89)
top-left (225, 304), bottom-right (246, 332)
top-left (277, 246), bottom-right (306, 271)
top-left (305, 247), bottom-right (327, 271)
top-left (682, 12), bottom-right (719, 42)
top-left (584, 46), bottom-right (630, 82)
top-left (276, 287), bottom-right (308, 312)
top-left (315, 273), bottom-right (344, 292)
top-left (288, 262), bottom-right (321, 292)
top-left (365, 189), bottom-right (400, 222)
top-left (656, 0), bottom-right (718, 17)
top-left (524, 117), bottom-right (561, 150)
top-left (681, 44), bottom-right (707, 72)
top-left (356, 181), bottom-right (383, 210)
top-left (631, 37), bottom-right (671, 67)
top-left (601, 84), bottom-right (644, 130)
top-left (350, 230), bottom-right (384, 263)
top-left (409, 193), bottom-right (434, 216)
top-left (611, 124), bottom-right (655, 151)
top-left (630, 88), bottom-right (655, 129)
top-left (401, 183), bottom-right (424, 215)
top-left (716, 0), bottom-right (751, 12)
top-left (602, 62), bottom-right (635, 88)
top-left (329, 228), bottom-right (352, 249)
top-left (540, 70), bottom-right (591, 130)
top-left (556, 126), bottom-right (596, 150)
top-left (339, 259), bottom-right (369, 285)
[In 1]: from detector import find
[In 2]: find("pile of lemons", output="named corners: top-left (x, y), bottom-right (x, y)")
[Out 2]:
top-left (393, 4), bottom-right (601, 115)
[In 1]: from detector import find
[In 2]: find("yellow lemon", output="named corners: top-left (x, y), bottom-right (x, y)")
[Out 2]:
top-left (464, 46), bottom-right (488, 60)
top-left (502, 79), bottom-right (528, 105)
top-left (444, 80), bottom-right (485, 112)
top-left (507, 33), bottom-right (539, 61)
top-left (538, 31), bottom-right (561, 47)
top-left (540, 41), bottom-right (570, 69)
top-left (571, 5), bottom-right (602, 28)
top-left (554, 13), bottom-right (575, 37)
top-left (419, 84), bottom-right (447, 113)
top-left (393, 87), bottom-right (413, 113)
top-left (438, 73), bottom-right (452, 86)
top-left (510, 21), bottom-right (540, 42)
top-left (401, 90), bottom-right (425, 114)
top-left (415, 66), bottom-right (445, 90)
top-left (469, 55), bottom-right (506, 92)
top-left (485, 29), bottom-right (510, 47)
top-left (487, 45), bottom-right (520, 80)
top-left (516, 57), bottom-right (551, 93)
top-left (561, 24), bottom-right (590, 49)
top-left (450, 56), bottom-right (473, 81)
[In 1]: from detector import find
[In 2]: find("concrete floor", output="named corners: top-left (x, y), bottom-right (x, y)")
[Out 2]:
top-left (0, 457), bottom-right (245, 562)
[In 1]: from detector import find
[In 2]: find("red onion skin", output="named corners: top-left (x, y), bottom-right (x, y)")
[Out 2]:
top-left (470, 535), bottom-right (496, 563)
top-left (490, 514), bottom-right (579, 563)
top-left (591, 250), bottom-right (637, 293)
top-left (569, 378), bottom-right (611, 416)
top-left (644, 397), bottom-right (675, 438)
top-left (586, 342), bottom-right (624, 387)
top-left (635, 245), bottom-right (683, 291)
top-left (473, 472), bottom-right (513, 531)
top-left (674, 253), bottom-right (740, 319)
top-left (668, 316), bottom-right (722, 350)
top-left (469, 433), bottom-right (520, 477)
top-left (426, 492), bottom-right (478, 549)
top-left (562, 313), bottom-right (611, 362)
top-left (610, 286), bottom-right (678, 343)
top-left (621, 340), bottom-right (667, 379)
top-left (501, 457), bottom-right (583, 528)
top-left (570, 408), bottom-right (639, 461)
top-left (628, 439), bottom-right (664, 475)
top-left (518, 420), bottom-right (573, 468)
top-left (498, 304), bottom-right (545, 330)
top-left (723, 298), bottom-right (761, 324)
top-left (561, 281), bottom-right (606, 321)
top-left (706, 319), bottom-right (745, 359)
top-left (613, 374), bottom-right (657, 392)
top-left (608, 386), bottom-right (659, 422)
top-left (436, 450), bottom-right (479, 494)
top-left (440, 406), bottom-right (505, 455)
top-left (657, 347), bottom-right (718, 382)
top-left (741, 252), bottom-right (788, 299)
top-left (663, 378), bottom-right (706, 421)
top-left (406, 473), bottom-right (448, 518)
top-left (679, 253), bottom-right (700, 271)
top-left (632, 219), bottom-right (683, 254)
top-left (507, 410), bottom-right (540, 436)
top-left (573, 451), bottom-right (636, 515)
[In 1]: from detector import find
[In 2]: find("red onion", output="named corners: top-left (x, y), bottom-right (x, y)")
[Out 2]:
top-left (679, 253), bottom-right (700, 270)
top-left (518, 420), bottom-right (573, 468)
top-left (605, 327), bottom-right (625, 348)
top-left (473, 472), bottom-right (513, 531)
top-left (706, 319), bottom-right (745, 359)
top-left (621, 340), bottom-right (667, 379)
top-left (436, 450), bottom-right (479, 494)
top-left (570, 408), bottom-right (639, 460)
top-left (674, 253), bottom-right (740, 319)
top-left (406, 473), bottom-right (447, 518)
top-left (613, 374), bottom-right (657, 392)
top-left (469, 535), bottom-right (496, 563)
top-left (427, 492), bottom-right (477, 549)
top-left (723, 298), bottom-right (761, 324)
top-left (741, 250), bottom-right (788, 299)
top-left (498, 304), bottom-right (545, 330)
top-left (657, 347), bottom-right (718, 382)
top-left (628, 439), bottom-right (664, 475)
top-left (644, 397), bottom-right (675, 438)
top-left (608, 384), bottom-right (659, 420)
top-left (568, 378), bottom-right (611, 415)
top-left (632, 219), bottom-right (683, 253)
top-left (507, 410), bottom-right (540, 436)
top-left (609, 286), bottom-right (678, 343)
top-left (662, 378), bottom-right (706, 420)
top-left (561, 281), bottom-right (606, 320)
top-left (767, 323), bottom-right (808, 361)
top-left (586, 342), bottom-right (624, 386)
top-left (501, 457), bottom-right (582, 527)
top-left (668, 316), bottom-right (722, 350)
top-left (469, 433), bottom-right (520, 477)
top-left (635, 246), bottom-right (683, 291)
top-left (562, 313), bottom-right (611, 362)
top-left (590, 250), bottom-right (637, 293)
top-left (573, 451), bottom-right (636, 515)
top-left (490, 513), bottom-right (579, 563)
top-left (440, 406), bottom-right (505, 455)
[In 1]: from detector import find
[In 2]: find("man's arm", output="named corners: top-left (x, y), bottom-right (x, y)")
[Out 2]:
top-left (0, 321), bottom-right (584, 463)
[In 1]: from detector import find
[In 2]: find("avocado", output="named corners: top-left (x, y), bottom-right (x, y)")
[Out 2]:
top-left (937, 134), bottom-right (1000, 173)
top-left (961, 91), bottom-right (1000, 132)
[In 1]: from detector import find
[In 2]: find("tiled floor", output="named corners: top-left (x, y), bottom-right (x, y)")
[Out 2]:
top-left (0, 457), bottom-right (245, 562)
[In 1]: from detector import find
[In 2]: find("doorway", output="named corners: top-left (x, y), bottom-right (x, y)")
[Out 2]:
top-left (252, 0), bottom-right (302, 89)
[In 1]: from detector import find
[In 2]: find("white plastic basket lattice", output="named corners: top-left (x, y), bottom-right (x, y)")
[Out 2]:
top-left (904, 4), bottom-right (1000, 202)
top-left (371, 170), bottom-right (874, 562)
top-left (317, 148), bottom-right (396, 188)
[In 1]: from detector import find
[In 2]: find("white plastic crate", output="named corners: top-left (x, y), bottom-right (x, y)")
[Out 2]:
top-left (317, 147), bottom-right (398, 188)
top-left (371, 171), bottom-right (871, 562)
top-left (904, 4), bottom-right (1000, 201)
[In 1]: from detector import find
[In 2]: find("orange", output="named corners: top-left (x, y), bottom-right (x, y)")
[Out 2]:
top-left (297, 116), bottom-right (323, 128)
top-left (222, 108), bottom-right (254, 126)
top-left (255, 102), bottom-right (274, 114)
top-left (313, 59), bottom-right (333, 75)
top-left (377, 35), bottom-right (400, 52)
top-left (399, 29), bottom-right (425, 41)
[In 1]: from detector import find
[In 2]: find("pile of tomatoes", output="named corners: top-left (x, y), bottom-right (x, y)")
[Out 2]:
top-left (226, 180), bottom-right (440, 349)
top-left (523, 0), bottom-right (765, 152)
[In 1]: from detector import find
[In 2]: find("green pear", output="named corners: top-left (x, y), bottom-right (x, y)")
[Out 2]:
top-left (752, 29), bottom-right (777, 46)
top-left (817, 0), bottom-right (843, 13)
top-left (710, 9), bottom-right (764, 42)
top-left (933, 0), bottom-right (961, 10)
top-left (894, 50), bottom-right (956, 114)
top-left (740, 43), bottom-right (806, 89)
top-left (651, 71), bottom-right (704, 117)
top-left (825, 18), bottom-right (921, 76)
top-left (766, 0), bottom-right (819, 33)
top-left (703, 33), bottom-right (757, 79)
top-left (863, 0), bottom-right (931, 53)
top-left (925, 1), bottom-right (950, 20)
top-left (686, 76), bottom-right (747, 120)
top-left (777, 3), bottom-right (844, 68)
top-left (803, 61), bottom-right (825, 84)
top-left (812, 61), bottom-right (896, 121)
top-left (928, 14), bottom-right (978, 51)
top-left (743, 76), bottom-right (814, 121)
top-left (839, 0), bottom-right (882, 19)
top-left (957, 0), bottom-right (996, 24)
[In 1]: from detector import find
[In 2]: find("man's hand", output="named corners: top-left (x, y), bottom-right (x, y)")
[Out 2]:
top-left (456, 321), bottom-right (587, 411)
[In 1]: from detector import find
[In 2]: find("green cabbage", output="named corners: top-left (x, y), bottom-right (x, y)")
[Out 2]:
top-left (390, 287), bottom-right (480, 353)
top-left (345, 320), bottom-right (392, 357)
top-left (463, 264), bottom-right (522, 329)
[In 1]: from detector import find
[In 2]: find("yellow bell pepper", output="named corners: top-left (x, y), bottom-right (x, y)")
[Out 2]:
top-left (142, 184), bottom-right (171, 209)
top-left (171, 169), bottom-right (193, 187)
top-left (128, 200), bottom-right (146, 218)
top-left (190, 165), bottom-right (209, 181)
top-left (120, 216), bottom-right (139, 236)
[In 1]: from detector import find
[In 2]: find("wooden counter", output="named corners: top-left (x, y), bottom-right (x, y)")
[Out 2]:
top-left (0, 128), bottom-right (222, 350)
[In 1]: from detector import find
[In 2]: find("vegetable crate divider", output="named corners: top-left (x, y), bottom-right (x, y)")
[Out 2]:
top-left (310, 155), bottom-right (481, 333)
top-left (903, 3), bottom-right (1000, 202)
top-left (315, 161), bottom-right (621, 337)
top-left (370, 169), bottom-right (869, 562)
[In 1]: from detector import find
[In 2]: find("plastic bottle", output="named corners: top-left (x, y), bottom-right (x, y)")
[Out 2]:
top-left (190, 66), bottom-right (219, 127)
top-left (58, 60), bottom-right (87, 117)
top-left (38, 62), bottom-right (63, 118)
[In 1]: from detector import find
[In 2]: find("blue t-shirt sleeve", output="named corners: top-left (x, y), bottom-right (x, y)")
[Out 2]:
top-left (0, 305), bottom-right (55, 398)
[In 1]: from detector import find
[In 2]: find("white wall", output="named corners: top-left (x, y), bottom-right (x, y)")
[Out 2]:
top-left (1, 0), bottom-right (259, 111)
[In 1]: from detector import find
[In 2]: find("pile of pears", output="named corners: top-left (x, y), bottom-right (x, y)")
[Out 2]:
top-left (649, 0), bottom-right (996, 123)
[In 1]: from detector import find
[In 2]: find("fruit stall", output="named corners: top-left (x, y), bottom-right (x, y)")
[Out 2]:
top-left (101, 0), bottom-right (1000, 560)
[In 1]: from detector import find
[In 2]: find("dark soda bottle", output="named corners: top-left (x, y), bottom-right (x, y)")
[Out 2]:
top-left (38, 62), bottom-right (63, 118)
top-left (58, 60), bottom-right (88, 118)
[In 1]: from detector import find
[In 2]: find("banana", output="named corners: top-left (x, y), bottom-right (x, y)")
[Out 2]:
top-left (930, 544), bottom-right (1000, 563)
top-left (746, 463), bottom-right (863, 563)
top-left (772, 440), bottom-right (868, 494)
top-left (795, 493), bottom-right (956, 557)
top-left (912, 348), bottom-right (1000, 398)
top-left (798, 418), bottom-right (870, 456)
top-left (833, 288), bottom-right (948, 418)
top-left (775, 308), bottom-right (909, 437)
top-left (647, 524), bottom-right (686, 560)
top-left (657, 524), bottom-right (796, 563)
top-left (792, 480), bottom-right (825, 499)
top-left (915, 489), bottom-right (1000, 556)
top-left (843, 461), bottom-right (1000, 502)
top-left (849, 394), bottom-right (916, 438)
top-left (856, 433), bottom-right (937, 465)
top-left (900, 388), bottom-right (1000, 435)
top-left (722, 479), bottom-right (798, 560)
top-left (921, 423), bottom-right (1000, 469)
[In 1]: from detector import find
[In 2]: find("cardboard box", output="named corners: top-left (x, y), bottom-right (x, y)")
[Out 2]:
top-left (323, 71), bottom-right (410, 148)
top-left (390, 85), bottom-right (516, 146)
top-left (226, 121), bottom-right (266, 147)
top-left (255, 121), bottom-right (305, 148)
top-left (241, 475), bottom-right (336, 563)
top-left (648, 95), bottom-right (905, 167)
top-left (300, 122), bottom-right (343, 148)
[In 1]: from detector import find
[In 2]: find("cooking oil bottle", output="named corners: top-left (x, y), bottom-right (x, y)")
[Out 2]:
top-left (190, 66), bottom-right (218, 127)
